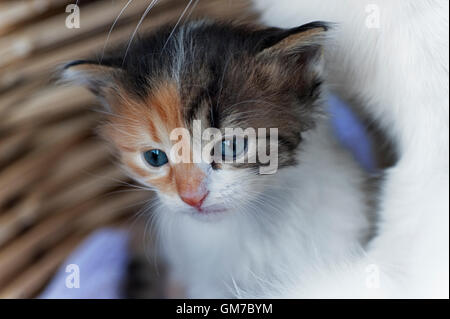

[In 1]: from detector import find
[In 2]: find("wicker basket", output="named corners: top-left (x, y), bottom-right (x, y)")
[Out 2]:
top-left (0, 0), bottom-right (254, 298)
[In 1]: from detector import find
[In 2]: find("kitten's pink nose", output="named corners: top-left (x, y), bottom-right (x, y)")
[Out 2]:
top-left (179, 190), bottom-right (209, 209)
top-left (173, 163), bottom-right (209, 209)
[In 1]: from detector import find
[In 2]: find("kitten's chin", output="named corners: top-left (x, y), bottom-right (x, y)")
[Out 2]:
top-left (158, 196), bottom-right (231, 222)
top-left (184, 205), bottom-right (230, 222)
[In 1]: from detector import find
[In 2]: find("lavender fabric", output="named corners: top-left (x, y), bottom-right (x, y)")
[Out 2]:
top-left (39, 228), bottom-right (129, 299)
top-left (39, 94), bottom-right (374, 299)
top-left (327, 94), bottom-right (377, 173)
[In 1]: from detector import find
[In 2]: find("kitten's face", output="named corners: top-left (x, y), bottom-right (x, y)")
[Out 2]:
top-left (62, 21), bottom-right (326, 220)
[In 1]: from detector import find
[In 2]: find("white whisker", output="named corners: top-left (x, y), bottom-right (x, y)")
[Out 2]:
top-left (161, 0), bottom-right (194, 53)
top-left (123, 0), bottom-right (160, 65)
top-left (100, 0), bottom-right (134, 63)
top-left (184, 0), bottom-right (201, 21)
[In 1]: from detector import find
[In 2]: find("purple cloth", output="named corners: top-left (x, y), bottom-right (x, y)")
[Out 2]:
top-left (39, 228), bottom-right (129, 299)
top-left (328, 94), bottom-right (377, 173)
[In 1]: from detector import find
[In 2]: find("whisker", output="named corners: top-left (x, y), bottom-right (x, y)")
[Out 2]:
top-left (184, 0), bottom-right (201, 21)
top-left (129, 198), bottom-right (159, 226)
top-left (105, 188), bottom-right (147, 196)
top-left (123, 0), bottom-right (160, 65)
top-left (82, 169), bottom-right (156, 192)
top-left (216, 56), bottom-right (232, 110)
top-left (161, 0), bottom-right (194, 53)
top-left (143, 202), bottom-right (163, 272)
top-left (100, 0), bottom-right (134, 63)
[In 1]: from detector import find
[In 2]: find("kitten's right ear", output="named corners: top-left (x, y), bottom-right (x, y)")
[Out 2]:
top-left (59, 60), bottom-right (124, 99)
top-left (255, 22), bottom-right (329, 66)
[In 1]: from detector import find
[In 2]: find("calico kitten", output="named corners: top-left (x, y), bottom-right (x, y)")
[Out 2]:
top-left (61, 20), bottom-right (370, 298)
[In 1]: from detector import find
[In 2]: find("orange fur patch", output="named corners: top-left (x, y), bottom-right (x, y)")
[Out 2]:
top-left (102, 81), bottom-right (205, 198)
top-left (147, 82), bottom-right (184, 133)
top-left (124, 159), bottom-right (149, 178)
top-left (102, 81), bottom-right (183, 148)
top-left (146, 168), bottom-right (176, 194)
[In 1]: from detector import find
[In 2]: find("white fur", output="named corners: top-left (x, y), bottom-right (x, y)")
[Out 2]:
top-left (252, 0), bottom-right (449, 298)
top-left (154, 117), bottom-right (370, 298)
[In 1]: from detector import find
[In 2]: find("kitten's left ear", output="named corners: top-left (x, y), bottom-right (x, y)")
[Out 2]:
top-left (256, 21), bottom-right (329, 63)
top-left (59, 60), bottom-right (124, 91)
top-left (58, 60), bottom-right (125, 108)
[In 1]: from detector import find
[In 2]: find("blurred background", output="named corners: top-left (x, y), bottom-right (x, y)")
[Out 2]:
top-left (0, 0), bottom-right (254, 298)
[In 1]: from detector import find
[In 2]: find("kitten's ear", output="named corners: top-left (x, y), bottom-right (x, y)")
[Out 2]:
top-left (256, 22), bottom-right (329, 63)
top-left (59, 60), bottom-right (125, 106)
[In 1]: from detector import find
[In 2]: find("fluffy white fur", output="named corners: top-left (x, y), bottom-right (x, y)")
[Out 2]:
top-left (155, 116), bottom-right (370, 298)
top-left (252, 0), bottom-right (449, 298)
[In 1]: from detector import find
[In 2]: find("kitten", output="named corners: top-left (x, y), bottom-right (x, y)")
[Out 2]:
top-left (252, 0), bottom-right (449, 297)
top-left (61, 21), bottom-right (370, 298)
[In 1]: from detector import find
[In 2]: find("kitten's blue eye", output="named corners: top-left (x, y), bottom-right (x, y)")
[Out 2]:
top-left (143, 149), bottom-right (168, 167)
top-left (221, 136), bottom-right (248, 160)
